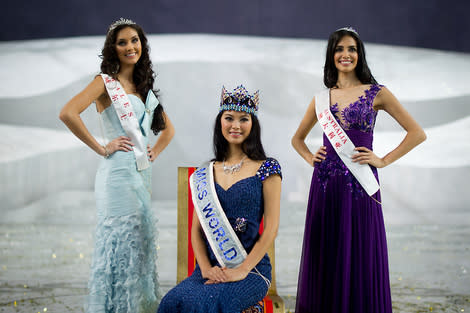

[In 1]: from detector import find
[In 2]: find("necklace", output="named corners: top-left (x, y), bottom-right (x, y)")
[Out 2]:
top-left (223, 156), bottom-right (246, 174)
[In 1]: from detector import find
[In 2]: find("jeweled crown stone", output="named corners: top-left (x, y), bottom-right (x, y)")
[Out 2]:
top-left (219, 85), bottom-right (259, 115)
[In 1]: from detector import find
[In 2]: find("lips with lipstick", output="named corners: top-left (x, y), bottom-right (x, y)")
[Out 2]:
top-left (339, 59), bottom-right (353, 65)
top-left (229, 131), bottom-right (242, 138)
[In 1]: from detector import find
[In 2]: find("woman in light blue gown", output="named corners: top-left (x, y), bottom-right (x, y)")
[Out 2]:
top-left (60, 18), bottom-right (175, 313)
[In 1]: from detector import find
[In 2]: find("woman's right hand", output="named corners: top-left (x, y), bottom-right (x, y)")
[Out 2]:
top-left (202, 266), bottom-right (228, 284)
top-left (104, 136), bottom-right (134, 155)
top-left (311, 146), bottom-right (327, 166)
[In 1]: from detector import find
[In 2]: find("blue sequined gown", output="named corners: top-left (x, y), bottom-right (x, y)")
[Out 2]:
top-left (158, 158), bottom-right (282, 313)
top-left (296, 84), bottom-right (392, 313)
top-left (87, 91), bottom-right (160, 313)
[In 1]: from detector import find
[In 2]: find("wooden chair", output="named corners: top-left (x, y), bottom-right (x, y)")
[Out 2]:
top-left (177, 167), bottom-right (285, 313)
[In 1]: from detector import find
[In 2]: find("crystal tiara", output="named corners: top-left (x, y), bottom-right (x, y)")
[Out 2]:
top-left (219, 85), bottom-right (259, 115)
top-left (108, 18), bottom-right (136, 33)
top-left (336, 26), bottom-right (359, 35)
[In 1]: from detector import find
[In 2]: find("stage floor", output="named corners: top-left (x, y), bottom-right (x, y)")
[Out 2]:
top-left (1, 192), bottom-right (469, 313)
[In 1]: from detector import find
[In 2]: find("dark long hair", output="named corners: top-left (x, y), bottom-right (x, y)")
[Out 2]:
top-left (323, 29), bottom-right (377, 88)
top-left (213, 111), bottom-right (266, 161)
top-left (100, 22), bottom-right (166, 135)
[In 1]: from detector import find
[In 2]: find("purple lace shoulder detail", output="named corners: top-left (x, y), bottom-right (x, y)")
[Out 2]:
top-left (256, 157), bottom-right (282, 181)
top-left (330, 84), bottom-right (382, 133)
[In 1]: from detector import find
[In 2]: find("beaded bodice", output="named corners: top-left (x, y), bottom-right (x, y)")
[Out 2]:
top-left (330, 84), bottom-right (381, 133)
top-left (207, 158), bottom-right (282, 264)
top-left (315, 84), bottom-right (382, 197)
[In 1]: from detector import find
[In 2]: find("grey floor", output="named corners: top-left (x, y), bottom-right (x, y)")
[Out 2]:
top-left (1, 191), bottom-right (469, 313)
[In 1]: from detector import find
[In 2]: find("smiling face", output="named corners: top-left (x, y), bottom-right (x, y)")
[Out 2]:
top-left (114, 26), bottom-right (142, 67)
top-left (220, 110), bottom-right (252, 145)
top-left (334, 35), bottom-right (358, 73)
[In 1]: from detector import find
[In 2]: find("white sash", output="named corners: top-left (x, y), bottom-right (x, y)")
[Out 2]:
top-left (189, 162), bottom-right (247, 268)
top-left (315, 89), bottom-right (379, 196)
top-left (101, 74), bottom-right (150, 171)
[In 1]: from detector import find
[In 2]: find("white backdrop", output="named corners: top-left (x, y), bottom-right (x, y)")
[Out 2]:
top-left (1, 34), bottom-right (469, 222)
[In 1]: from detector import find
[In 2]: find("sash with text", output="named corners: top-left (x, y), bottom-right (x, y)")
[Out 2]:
top-left (101, 74), bottom-right (150, 171)
top-left (189, 162), bottom-right (247, 268)
top-left (315, 89), bottom-right (379, 196)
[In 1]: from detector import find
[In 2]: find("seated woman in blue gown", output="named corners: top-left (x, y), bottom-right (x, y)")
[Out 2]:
top-left (158, 85), bottom-right (282, 313)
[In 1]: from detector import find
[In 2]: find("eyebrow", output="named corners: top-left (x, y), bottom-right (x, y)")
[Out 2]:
top-left (117, 35), bottom-right (139, 41)
top-left (223, 113), bottom-right (250, 118)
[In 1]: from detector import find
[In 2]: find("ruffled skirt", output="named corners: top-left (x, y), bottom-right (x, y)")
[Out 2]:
top-left (87, 158), bottom-right (160, 313)
top-left (86, 209), bottom-right (160, 313)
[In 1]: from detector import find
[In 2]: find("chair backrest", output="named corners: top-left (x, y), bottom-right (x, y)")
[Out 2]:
top-left (176, 167), bottom-right (279, 297)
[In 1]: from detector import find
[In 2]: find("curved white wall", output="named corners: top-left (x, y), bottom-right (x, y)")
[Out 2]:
top-left (1, 34), bottom-right (469, 218)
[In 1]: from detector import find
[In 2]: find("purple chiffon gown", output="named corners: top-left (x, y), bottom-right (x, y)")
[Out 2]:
top-left (295, 84), bottom-right (393, 313)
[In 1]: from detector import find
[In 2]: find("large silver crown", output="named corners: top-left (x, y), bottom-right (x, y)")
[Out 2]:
top-left (219, 85), bottom-right (259, 115)
top-left (108, 18), bottom-right (136, 33)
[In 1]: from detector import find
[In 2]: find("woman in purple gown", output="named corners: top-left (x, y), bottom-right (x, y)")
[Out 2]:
top-left (291, 27), bottom-right (426, 313)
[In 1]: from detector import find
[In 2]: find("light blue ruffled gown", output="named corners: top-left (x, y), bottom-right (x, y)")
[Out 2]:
top-left (86, 91), bottom-right (161, 313)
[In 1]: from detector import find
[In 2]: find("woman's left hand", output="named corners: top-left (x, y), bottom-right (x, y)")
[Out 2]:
top-left (220, 267), bottom-right (249, 283)
top-left (352, 147), bottom-right (386, 168)
top-left (147, 145), bottom-right (157, 162)
top-left (205, 267), bottom-right (248, 284)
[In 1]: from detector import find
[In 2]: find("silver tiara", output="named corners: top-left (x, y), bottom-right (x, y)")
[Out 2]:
top-left (336, 26), bottom-right (358, 35)
top-left (108, 18), bottom-right (136, 33)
